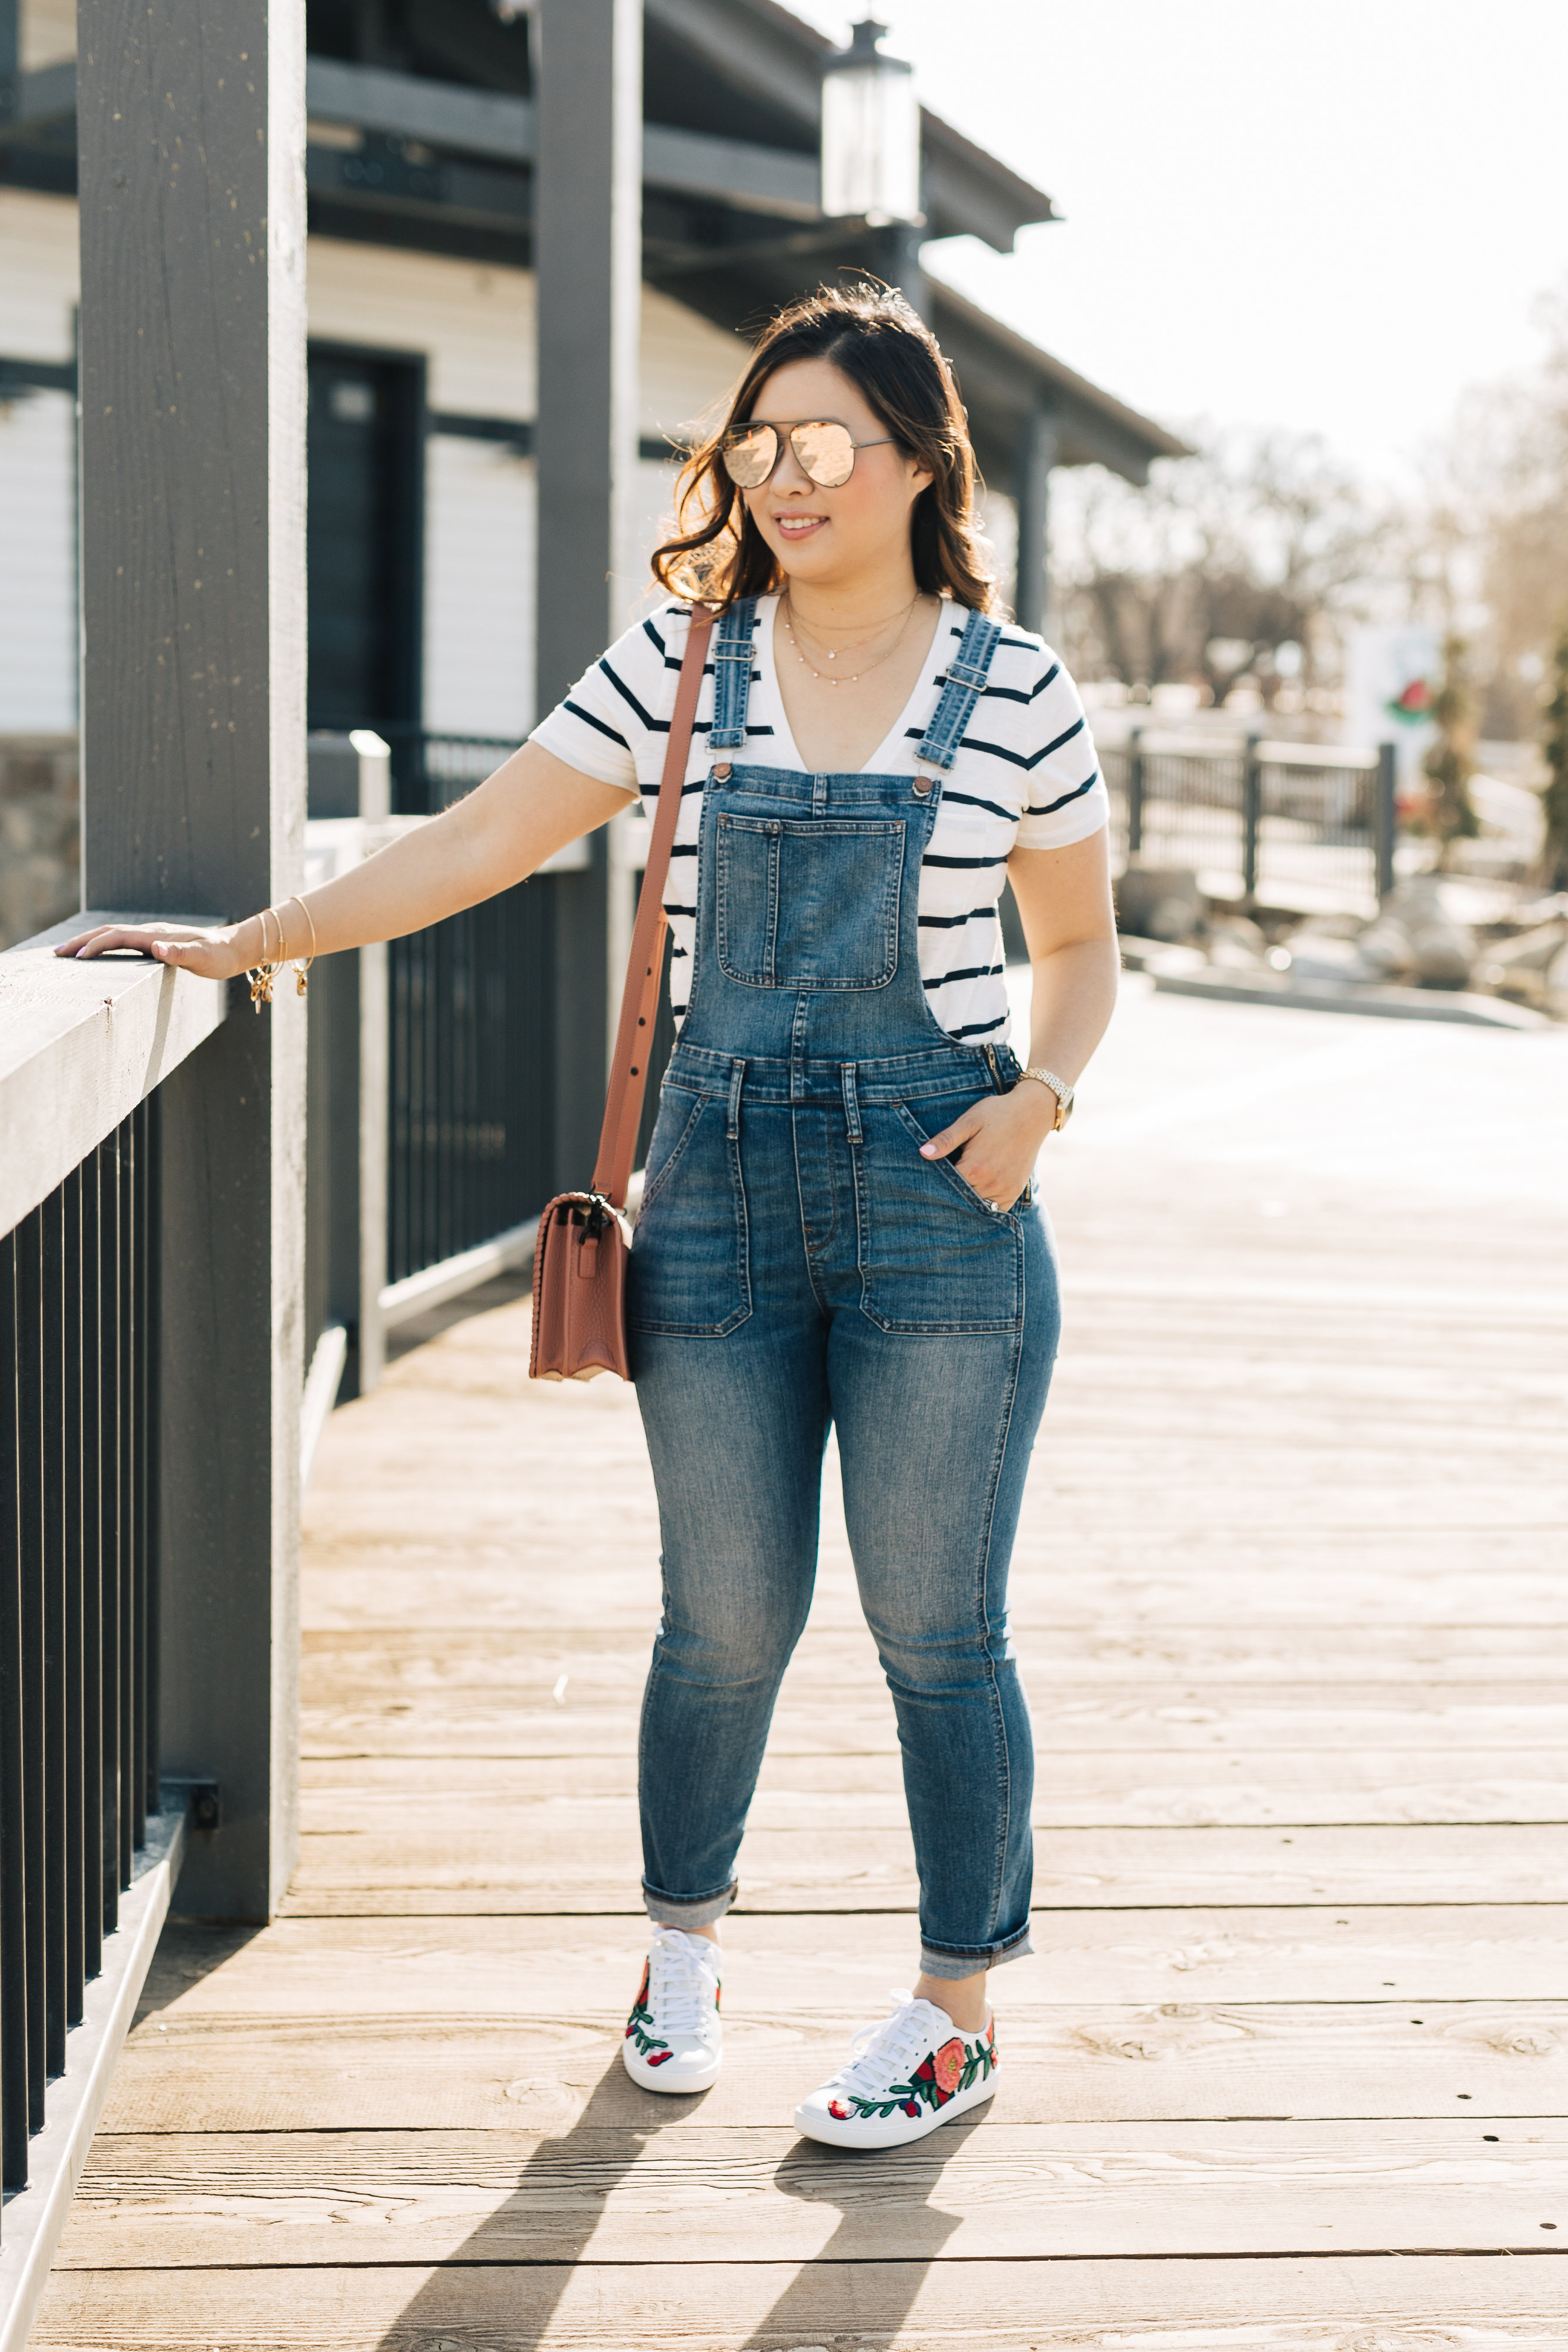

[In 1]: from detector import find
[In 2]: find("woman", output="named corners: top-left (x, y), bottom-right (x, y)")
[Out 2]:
top-left (60, 283), bottom-right (1118, 2151)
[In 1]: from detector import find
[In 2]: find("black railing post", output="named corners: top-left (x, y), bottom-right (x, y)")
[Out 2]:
top-left (1, 1225), bottom-right (31, 2191)
top-left (39, 1190), bottom-right (68, 2082)
top-left (14, 1211), bottom-right (46, 2134)
top-left (1242, 735), bottom-right (1264, 901)
top-left (1126, 726), bottom-right (1145, 859)
top-left (1375, 741), bottom-right (1398, 900)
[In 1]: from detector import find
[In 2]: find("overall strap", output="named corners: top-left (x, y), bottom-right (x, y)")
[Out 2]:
top-left (591, 603), bottom-right (716, 1207)
top-left (914, 605), bottom-right (1005, 781)
top-left (707, 596), bottom-right (758, 749)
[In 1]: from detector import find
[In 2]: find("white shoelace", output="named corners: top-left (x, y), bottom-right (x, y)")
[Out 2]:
top-left (827, 1990), bottom-right (949, 2100)
top-left (646, 1927), bottom-right (720, 2037)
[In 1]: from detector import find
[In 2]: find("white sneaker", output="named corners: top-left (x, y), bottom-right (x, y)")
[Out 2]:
top-left (621, 1924), bottom-right (723, 2093)
top-left (794, 1989), bottom-right (999, 2150)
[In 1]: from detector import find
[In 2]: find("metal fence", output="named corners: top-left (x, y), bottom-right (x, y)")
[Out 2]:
top-left (1102, 730), bottom-right (1396, 913)
top-left (376, 725), bottom-right (523, 817)
top-left (1, 1106), bottom-right (159, 2195)
top-left (387, 880), bottom-right (559, 1285)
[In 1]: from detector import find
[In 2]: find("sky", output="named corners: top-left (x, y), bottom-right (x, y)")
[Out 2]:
top-left (792, 1), bottom-right (1568, 491)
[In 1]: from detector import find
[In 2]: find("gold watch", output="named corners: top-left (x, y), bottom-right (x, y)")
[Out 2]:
top-left (1021, 1065), bottom-right (1074, 1131)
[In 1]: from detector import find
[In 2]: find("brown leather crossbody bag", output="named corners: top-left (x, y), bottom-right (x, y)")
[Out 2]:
top-left (530, 603), bottom-right (716, 1381)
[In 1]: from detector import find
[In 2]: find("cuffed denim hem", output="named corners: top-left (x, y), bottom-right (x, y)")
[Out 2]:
top-left (918, 1922), bottom-right (1034, 1980)
top-left (642, 1879), bottom-right (738, 1930)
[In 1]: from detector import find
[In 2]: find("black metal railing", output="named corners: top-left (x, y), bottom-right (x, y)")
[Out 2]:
top-left (376, 725), bottom-right (523, 817)
top-left (1102, 731), bottom-right (1395, 908)
top-left (304, 958), bottom-right (336, 1369)
top-left (1, 1104), bottom-right (159, 2196)
top-left (388, 882), bottom-right (557, 1284)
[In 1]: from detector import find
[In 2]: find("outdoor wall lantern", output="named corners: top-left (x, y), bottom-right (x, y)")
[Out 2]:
top-left (820, 18), bottom-right (924, 226)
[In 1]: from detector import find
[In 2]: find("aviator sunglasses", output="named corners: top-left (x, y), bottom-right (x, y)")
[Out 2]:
top-left (721, 417), bottom-right (895, 491)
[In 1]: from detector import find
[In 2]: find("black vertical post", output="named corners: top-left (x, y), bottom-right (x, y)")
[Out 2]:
top-left (39, 1194), bottom-right (67, 2080)
top-left (1, 1228), bottom-right (32, 2191)
top-left (534, 0), bottom-right (643, 1191)
top-left (79, 1150), bottom-right (103, 1984)
top-left (97, 1134), bottom-right (119, 1939)
top-left (61, 1167), bottom-right (86, 2027)
top-left (1126, 726), bottom-right (1145, 860)
top-left (1242, 735), bottom-right (1263, 903)
top-left (1375, 741), bottom-right (1398, 901)
top-left (76, 0), bottom-right (307, 1918)
top-left (14, 1214), bottom-right (46, 2133)
top-left (1013, 407), bottom-right (1058, 638)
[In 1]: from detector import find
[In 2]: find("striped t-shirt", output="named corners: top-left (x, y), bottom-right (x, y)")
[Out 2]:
top-left (531, 594), bottom-right (1108, 1046)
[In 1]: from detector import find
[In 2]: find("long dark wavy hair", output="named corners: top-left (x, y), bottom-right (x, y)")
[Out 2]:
top-left (651, 281), bottom-right (999, 615)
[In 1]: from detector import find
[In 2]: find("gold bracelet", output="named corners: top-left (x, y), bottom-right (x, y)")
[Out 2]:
top-left (247, 907), bottom-right (282, 1011)
top-left (285, 893), bottom-right (317, 996)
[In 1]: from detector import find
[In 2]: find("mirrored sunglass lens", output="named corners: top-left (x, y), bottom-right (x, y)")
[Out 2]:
top-left (791, 421), bottom-right (857, 486)
top-left (721, 425), bottom-right (778, 487)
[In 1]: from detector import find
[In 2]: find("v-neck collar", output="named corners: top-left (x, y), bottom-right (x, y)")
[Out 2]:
top-left (753, 593), bottom-right (952, 776)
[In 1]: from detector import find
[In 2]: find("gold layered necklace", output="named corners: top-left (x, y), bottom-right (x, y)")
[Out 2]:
top-left (780, 591), bottom-right (922, 687)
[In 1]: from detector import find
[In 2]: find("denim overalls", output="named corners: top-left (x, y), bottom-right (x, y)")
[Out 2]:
top-left (628, 599), bottom-right (1060, 1980)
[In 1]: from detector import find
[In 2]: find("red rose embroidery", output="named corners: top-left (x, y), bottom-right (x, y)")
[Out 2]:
top-left (828, 2099), bottom-right (849, 2120)
top-left (647, 2049), bottom-right (673, 2066)
top-left (933, 2038), bottom-right (966, 2096)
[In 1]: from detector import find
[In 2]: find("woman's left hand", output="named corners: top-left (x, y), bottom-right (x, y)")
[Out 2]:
top-left (918, 1082), bottom-right (1059, 1212)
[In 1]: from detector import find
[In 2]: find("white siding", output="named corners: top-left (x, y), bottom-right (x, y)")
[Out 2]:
top-left (21, 0), bottom-right (76, 70)
top-left (0, 191), bottom-right (79, 731)
top-left (308, 236), bottom-right (537, 416)
top-left (423, 437), bottom-right (534, 739)
top-left (638, 282), bottom-right (747, 442)
top-left (0, 187), bottom-right (79, 357)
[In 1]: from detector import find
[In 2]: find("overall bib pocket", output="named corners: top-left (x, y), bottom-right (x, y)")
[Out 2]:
top-left (855, 1097), bottom-right (1025, 1334)
top-left (716, 814), bottom-right (904, 990)
top-left (628, 1085), bottom-right (751, 1335)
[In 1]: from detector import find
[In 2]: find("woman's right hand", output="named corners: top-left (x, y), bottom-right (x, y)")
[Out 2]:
top-left (54, 920), bottom-right (259, 982)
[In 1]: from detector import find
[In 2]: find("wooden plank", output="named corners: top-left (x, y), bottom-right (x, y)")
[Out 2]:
top-left (289, 1747), bottom-right (1568, 1826)
top-left (29, 2254), bottom-right (1568, 2349)
top-left (273, 1821), bottom-right (1568, 1914)
top-left (132, 1909), bottom-right (1568, 2012)
top-left (0, 921), bottom-right (225, 1234)
top-left (301, 1618), bottom-right (1568, 1688)
top-left (301, 1668), bottom-right (1568, 1758)
top-left (96, 2004), bottom-right (1568, 2133)
top-left (48, 2116), bottom-right (1568, 2267)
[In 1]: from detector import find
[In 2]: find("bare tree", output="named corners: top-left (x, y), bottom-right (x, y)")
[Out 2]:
top-left (1057, 430), bottom-right (1384, 703)
top-left (1408, 283), bottom-right (1568, 738)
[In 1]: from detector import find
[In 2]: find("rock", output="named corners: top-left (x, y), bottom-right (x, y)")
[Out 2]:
top-left (1115, 864), bottom-right (1203, 943)
top-left (1372, 876), bottom-right (1475, 990)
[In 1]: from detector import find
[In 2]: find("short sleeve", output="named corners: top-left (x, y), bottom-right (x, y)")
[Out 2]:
top-left (529, 604), bottom-right (691, 796)
top-left (1012, 654), bottom-right (1109, 850)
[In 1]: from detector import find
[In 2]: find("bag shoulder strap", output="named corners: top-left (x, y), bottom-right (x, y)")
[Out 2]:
top-left (591, 602), bottom-right (716, 1207)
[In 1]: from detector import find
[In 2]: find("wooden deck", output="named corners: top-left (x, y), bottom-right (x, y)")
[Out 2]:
top-left (34, 980), bottom-right (1568, 2348)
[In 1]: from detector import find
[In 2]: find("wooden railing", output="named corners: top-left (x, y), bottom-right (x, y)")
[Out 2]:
top-left (0, 924), bottom-right (226, 2343)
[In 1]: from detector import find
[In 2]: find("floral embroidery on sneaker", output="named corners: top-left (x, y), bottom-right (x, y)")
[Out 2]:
top-left (621, 1926), bottom-right (723, 2094)
top-left (624, 1962), bottom-right (673, 2064)
top-left (797, 1992), bottom-right (999, 2149)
